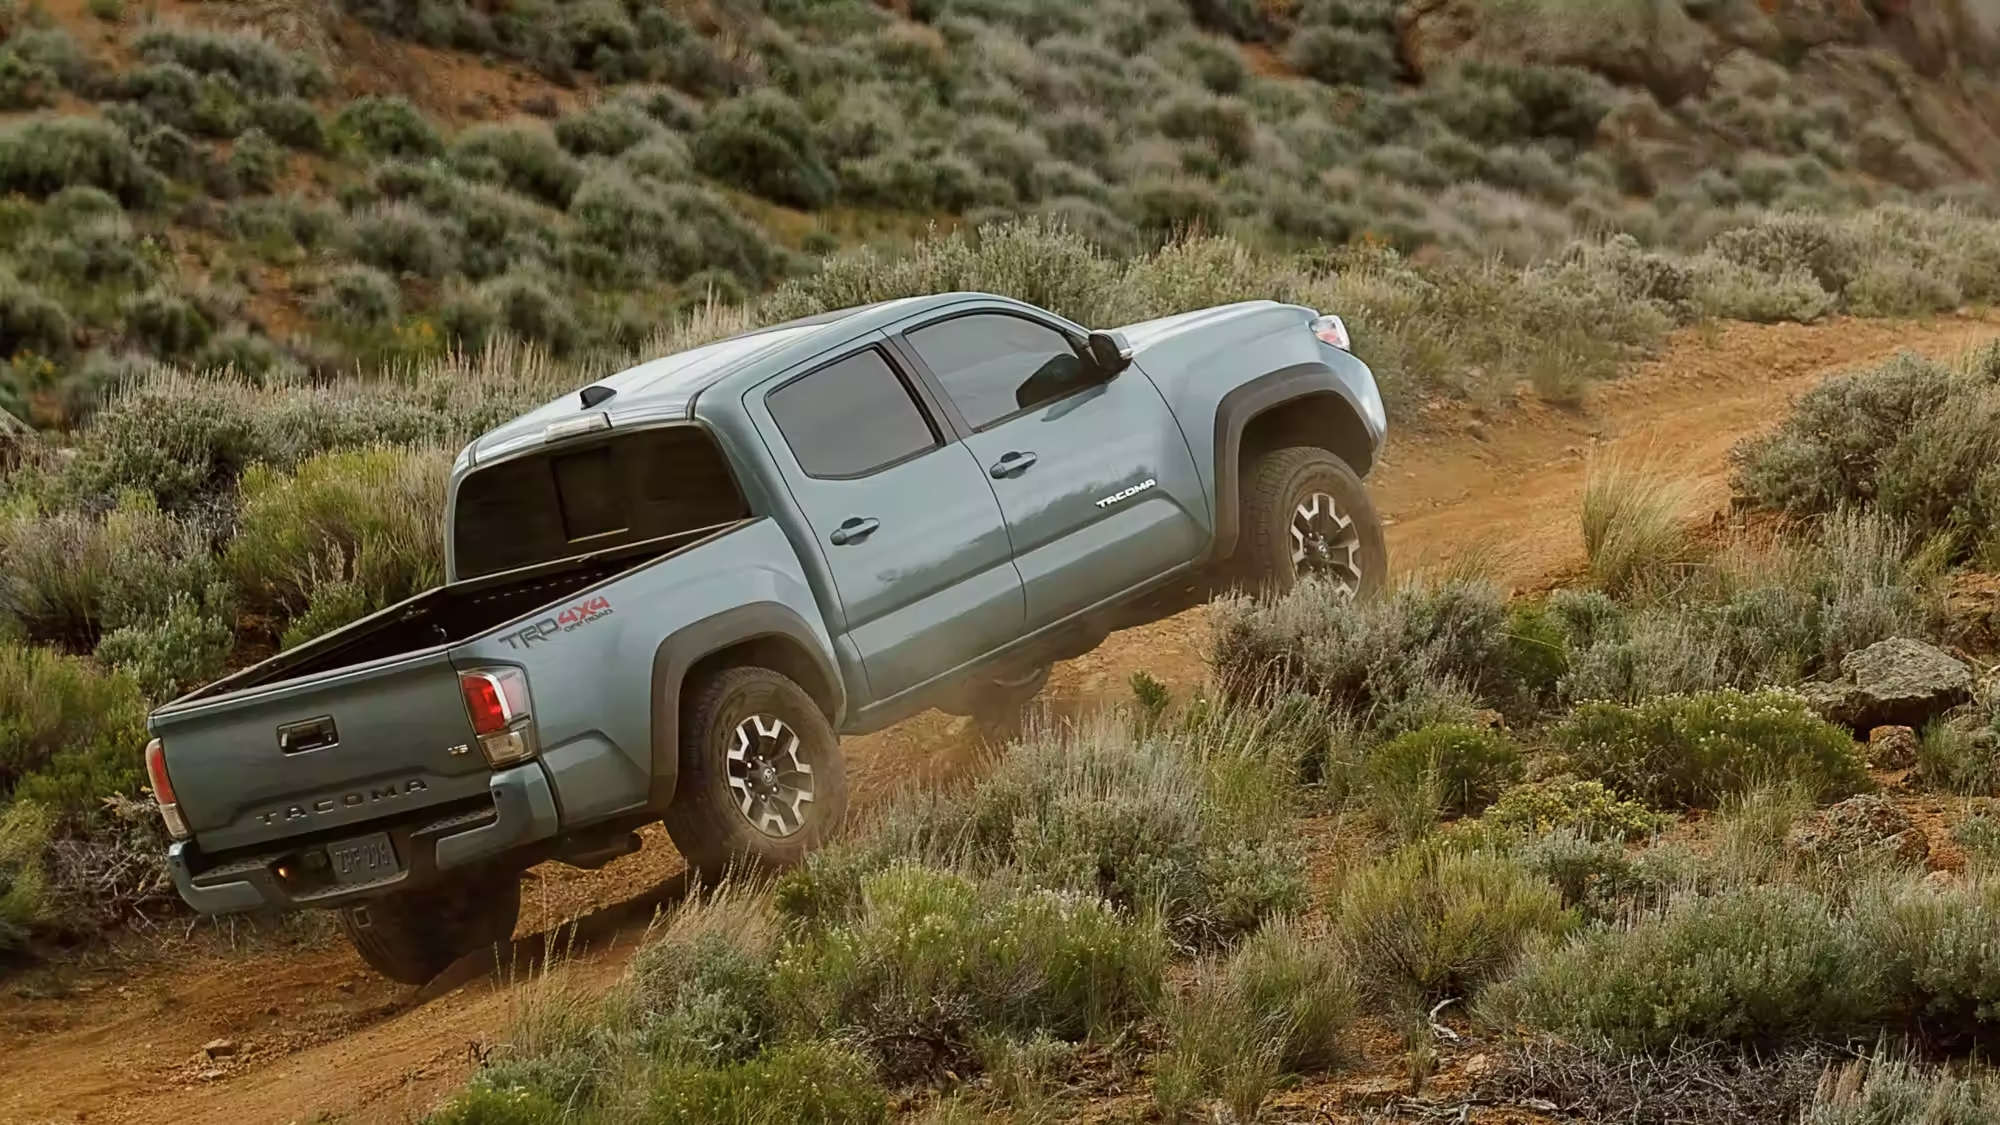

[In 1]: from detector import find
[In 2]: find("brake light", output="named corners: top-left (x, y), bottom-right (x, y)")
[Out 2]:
top-left (1309, 314), bottom-right (1351, 351)
top-left (145, 738), bottom-right (190, 841)
top-left (458, 668), bottom-right (538, 767)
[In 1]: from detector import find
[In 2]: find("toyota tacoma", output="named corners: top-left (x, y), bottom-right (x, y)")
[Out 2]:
top-left (145, 291), bottom-right (1389, 984)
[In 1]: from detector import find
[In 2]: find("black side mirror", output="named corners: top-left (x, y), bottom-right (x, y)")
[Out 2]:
top-left (1085, 329), bottom-right (1133, 377)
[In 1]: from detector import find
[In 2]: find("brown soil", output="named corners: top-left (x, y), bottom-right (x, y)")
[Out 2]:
top-left (5, 311), bottom-right (2000, 1125)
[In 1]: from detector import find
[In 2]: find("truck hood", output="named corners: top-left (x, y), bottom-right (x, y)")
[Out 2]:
top-left (1113, 300), bottom-right (1311, 354)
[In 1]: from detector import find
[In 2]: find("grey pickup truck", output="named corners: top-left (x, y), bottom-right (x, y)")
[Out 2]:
top-left (144, 291), bottom-right (1389, 984)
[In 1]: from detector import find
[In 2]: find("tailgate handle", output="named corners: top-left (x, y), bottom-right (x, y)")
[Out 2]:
top-left (278, 715), bottom-right (339, 755)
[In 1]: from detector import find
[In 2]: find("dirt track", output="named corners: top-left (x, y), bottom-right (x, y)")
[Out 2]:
top-left (5, 312), bottom-right (1999, 1125)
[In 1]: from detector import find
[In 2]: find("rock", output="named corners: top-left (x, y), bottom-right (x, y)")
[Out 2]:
top-left (1837, 637), bottom-right (1974, 731)
top-left (1797, 679), bottom-right (1863, 725)
top-left (1868, 725), bottom-right (1920, 770)
top-left (201, 1038), bottom-right (237, 1059)
top-left (1787, 793), bottom-right (1930, 868)
top-left (1472, 709), bottom-right (1507, 731)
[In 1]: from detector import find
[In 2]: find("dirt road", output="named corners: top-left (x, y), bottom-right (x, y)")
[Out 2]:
top-left (5, 312), bottom-right (1996, 1125)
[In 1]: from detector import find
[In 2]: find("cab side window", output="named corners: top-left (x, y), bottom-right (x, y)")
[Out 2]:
top-left (904, 313), bottom-right (1091, 430)
top-left (767, 347), bottom-right (941, 479)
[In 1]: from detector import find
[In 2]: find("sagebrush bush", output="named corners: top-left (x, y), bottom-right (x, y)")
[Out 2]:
top-left (1555, 689), bottom-right (1869, 808)
top-left (0, 643), bottom-right (148, 816)
top-left (1366, 723), bottom-right (1523, 839)
top-left (1154, 919), bottom-right (1359, 1122)
top-left (0, 799), bottom-right (53, 952)
top-left (1483, 883), bottom-right (1878, 1052)
top-left (554, 100), bottom-right (660, 157)
top-left (693, 89), bottom-right (837, 209)
top-left (1334, 842), bottom-right (1570, 1011)
top-left (119, 286), bottom-right (213, 358)
top-left (1734, 345), bottom-right (2000, 565)
top-left (777, 712), bottom-right (1304, 948)
top-left (773, 864), bottom-right (1166, 1080)
top-left (0, 118), bottom-right (162, 208)
top-left (450, 121), bottom-right (584, 208)
top-left (93, 593), bottom-right (232, 702)
top-left (334, 94), bottom-right (442, 158)
top-left (310, 264), bottom-right (403, 329)
top-left (1800, 1055), bottom-right (2000, 1125)
top-left (567, 171), bottom-right (783, 286)
top-left (1479, 778), bottom-right (1670, 843)
top-left (224, 445), bottom-right (449, 642)
top-left (0, 494), bottom-right (218, 653)
top-left (131, 26), bottom-right (317, 98)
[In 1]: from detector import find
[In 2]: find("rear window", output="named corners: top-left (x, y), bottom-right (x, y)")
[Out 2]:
top-left (451, 425), bottom-right (749, 580)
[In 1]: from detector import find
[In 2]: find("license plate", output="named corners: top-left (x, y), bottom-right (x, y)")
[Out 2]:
top-left (327, 832), bottom-right (400, 885)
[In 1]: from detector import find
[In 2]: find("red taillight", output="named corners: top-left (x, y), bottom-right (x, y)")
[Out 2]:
top-left (1309, 314), bottom-right (1351, 351)
top-left (458, 668), bottom-right (538, 767)
top-left (145, 738), bottom-right (190, 841)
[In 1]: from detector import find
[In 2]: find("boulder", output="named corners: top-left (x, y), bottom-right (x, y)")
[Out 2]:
top-left (1867, 724), bottom-right (1920, 770)
top-left (1786, 793), bottom-right (1930, 868)
top-left (1801, 638), bottom-right (1972, 733)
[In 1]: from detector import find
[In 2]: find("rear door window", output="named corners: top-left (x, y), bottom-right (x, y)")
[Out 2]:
top-left (766, 347), bottom-right (941, 478)
top-left (452, 425), bottom-right (748, 580)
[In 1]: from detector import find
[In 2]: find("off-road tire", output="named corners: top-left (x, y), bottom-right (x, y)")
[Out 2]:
top-left (336, 868), bottom-right (520, 986)
top-left (663, 665), bottom-right (848, 880)
top-left (1233, 445), bottom-right (1386, 600)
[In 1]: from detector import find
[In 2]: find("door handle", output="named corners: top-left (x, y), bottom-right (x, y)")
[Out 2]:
top-left (830, 517), bottom-right (879, 546)
top-left (990, 451), bottom-right (1038, 478)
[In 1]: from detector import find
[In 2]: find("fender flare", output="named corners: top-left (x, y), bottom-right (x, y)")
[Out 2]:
top-left (646, 603), bottom-right (844, 809)
top-left (1206, 362), bottom-right (1376, 565)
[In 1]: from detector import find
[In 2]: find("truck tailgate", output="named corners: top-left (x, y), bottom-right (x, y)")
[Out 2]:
top-left (152, 648), bottom-right (490, 854)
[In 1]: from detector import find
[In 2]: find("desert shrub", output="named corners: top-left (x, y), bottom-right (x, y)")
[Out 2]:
top-left (0, 273), bottom-right (74, 363)
top-left (1287, 24), bottom-right (1397, 87)
top-left (1917, 723), bottom-right (2000, 797)
top-left (619, 132), bottom-right (693, 183)
top-left (0, 644), bottom-right (149, 815)
top-left (1484, 883), bottom-right (1877, 1052)
top-left (643, 1042), bottom-right (890, 1125)
top-left (334, 95), bottom-right (442, 158)
top-left (450, 121), bottom-right (584, 208)
top-left (249, 95), bottom-right (327, 151)
top-left (1154, 919), bottom-right (1358, 1121)
top-left (0, 493), bottom-right (218, 652)
top-left (694, 90), bottom-right (837, 209)
top-left (1737, 345), bottom-right (2000, 565)
top-left (1208, 576), bottom-right (1516, 727)
top-left (623, 885), bottom-right (785, 1067)
top-left (1366, 723), bottom-right (1523, 839)
top-left (1580, 457), bottom-right (1694, 596)
top-left (1800, 1055), bottom-right (2000, 1125)
top-left (615, 84), bottom-right (702, 131)
top-left (228, 127), bottom-right (285, 192)
top-left (774, 864), bottom-right (1165, 1080)
top-left (347, 200), bottom-right (458, 279)
top-left (554, 100), bottom-right (660, 157)
top-left (567, 171), bottom-right (783, 286)
top-left (0, 118), bottom-right (163, 208)
top-left (93, 593), bottom-right (232, 702)
top-left (310, 264), bottom-right (402, 329)
top-left (195, 328), bottom-right (286, 382)
top-left (119, 286), bottom-right (213, 358)
top-left (0, 800), bottom-right (53, 952)
top-left (0, 49), bottom-right (58, 110)
top-left (224, 446), bottom-right (449, 641)
top-left (1555, 689), bottom-right (1869, 809)
top-left (1480, 779), bottom-right (1669, 843)
top-left (479, 272), bottom-right (580, 354)
top-left (130, 26), bottom-right (318, 98)
top-left (1334, 842), bottom-right (1570, 1011)
top-left (777, 713), bottom-right (1304, 948)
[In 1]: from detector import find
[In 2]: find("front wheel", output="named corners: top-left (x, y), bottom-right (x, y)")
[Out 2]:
top-left (1233, 445), bottom-right (1387, 600)
top-left (663, 665), bottom-right (849, 880)
top-left (336, 868), bottom-right (520, 986)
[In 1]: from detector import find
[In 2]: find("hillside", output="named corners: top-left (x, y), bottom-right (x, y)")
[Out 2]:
top-left (0, 0), bottom-right (1998, 428)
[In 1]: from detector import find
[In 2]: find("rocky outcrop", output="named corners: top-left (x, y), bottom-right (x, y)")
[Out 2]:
top-left (1787, 792), bottom-right (1931, 868)
top-left (1798, 637), bottom-right (1974, 733)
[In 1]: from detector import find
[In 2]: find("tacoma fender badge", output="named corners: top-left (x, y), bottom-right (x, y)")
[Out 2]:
top-left (1095, 478), bottom-right (1157, 509)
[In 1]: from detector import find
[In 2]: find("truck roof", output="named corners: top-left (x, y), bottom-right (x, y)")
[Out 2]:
top-left (462, 292), bottom-right (1050, 468)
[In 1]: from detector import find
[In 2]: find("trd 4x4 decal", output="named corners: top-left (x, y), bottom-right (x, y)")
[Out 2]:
top-left (499, 596), bottom-right (614, 649)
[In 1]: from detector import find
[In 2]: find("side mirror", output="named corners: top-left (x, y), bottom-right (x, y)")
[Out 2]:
top-left (1086, 329), bottom-right (1133, 378)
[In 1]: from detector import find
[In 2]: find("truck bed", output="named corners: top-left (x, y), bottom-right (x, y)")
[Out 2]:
top-left (175, 520), bottom-right (749, 706)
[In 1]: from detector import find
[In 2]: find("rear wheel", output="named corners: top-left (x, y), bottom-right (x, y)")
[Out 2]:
top-left (663, 665), bottom-right (849, 880)
top-left (1233, 445), bottom-right (1386, 600)
top-left (336, 868), bottom-right (520, 986)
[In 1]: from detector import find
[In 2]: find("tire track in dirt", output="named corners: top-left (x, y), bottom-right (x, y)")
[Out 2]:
top-left (5, 312), bottom-right (1996, 1125)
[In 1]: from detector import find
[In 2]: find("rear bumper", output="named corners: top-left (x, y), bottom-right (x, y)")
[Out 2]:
top-left (169, 762), bottom-right (560, 914)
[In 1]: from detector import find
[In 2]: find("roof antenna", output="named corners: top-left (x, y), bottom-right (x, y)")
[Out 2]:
top-left (579, 385), bottom-right (616, 408)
